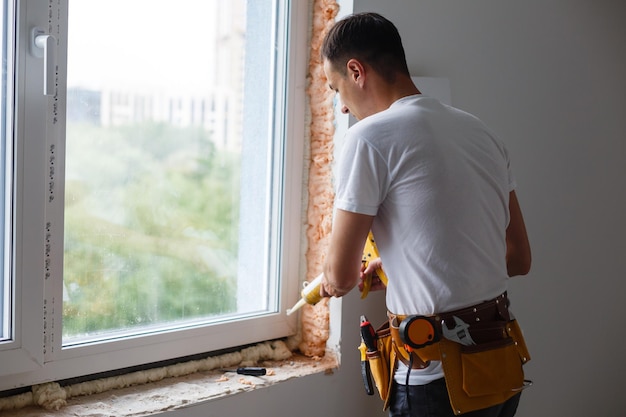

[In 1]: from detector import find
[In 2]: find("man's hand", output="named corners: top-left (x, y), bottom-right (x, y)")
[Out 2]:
top-left (359, 257), bottom-right (387, 292)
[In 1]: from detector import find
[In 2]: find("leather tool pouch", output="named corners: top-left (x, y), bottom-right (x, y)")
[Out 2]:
top-left (440, 319), bottom-right (531, 415)
top-left (367, 294), bottom-right (531, 413)
top-left (364, 320), bottom-right (397, 410)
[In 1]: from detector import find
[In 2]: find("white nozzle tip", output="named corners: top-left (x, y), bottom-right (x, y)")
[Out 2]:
top-left (286, 298), bottom-right (306, 316)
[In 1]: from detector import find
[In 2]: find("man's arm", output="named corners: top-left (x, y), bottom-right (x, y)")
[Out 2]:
top-left (321, 209), bottom-right (374, 297)
top-left (506, 190), bottom-right (532, 276)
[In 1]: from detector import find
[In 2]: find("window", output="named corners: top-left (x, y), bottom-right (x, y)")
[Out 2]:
top-left (0, 0), bottom-right (11, 345)
top-left (0, 0), bottom-right (306, 390)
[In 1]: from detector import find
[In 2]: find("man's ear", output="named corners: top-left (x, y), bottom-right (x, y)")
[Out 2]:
top-left (346, 58), bottom-right (366, 87)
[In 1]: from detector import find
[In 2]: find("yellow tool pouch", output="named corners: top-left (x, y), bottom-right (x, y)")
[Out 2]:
top-left (389, 312), bottom-right (531, 415)
top-left (440, 320), bottom-right (530, 415)
top-left (364, 321), bottom-right (397, 410)
top-left (364, 293), bottom-right (531, 414)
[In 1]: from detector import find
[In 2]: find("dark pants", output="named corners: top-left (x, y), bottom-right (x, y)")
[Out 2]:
top-left (389, 379), bottom-right (521, 417)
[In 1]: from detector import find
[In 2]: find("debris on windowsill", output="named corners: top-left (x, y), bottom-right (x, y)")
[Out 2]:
top-left (3, 352), bottom-right (338, 417)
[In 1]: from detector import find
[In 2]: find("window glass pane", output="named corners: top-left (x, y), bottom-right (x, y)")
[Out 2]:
top-left (63, 0), bottom-right (272, 344)
top-left (0, 0), bottom-right (10, 342)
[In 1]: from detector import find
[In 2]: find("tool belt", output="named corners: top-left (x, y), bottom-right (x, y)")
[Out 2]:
top-left (364, 293), bottom-right (531, 414)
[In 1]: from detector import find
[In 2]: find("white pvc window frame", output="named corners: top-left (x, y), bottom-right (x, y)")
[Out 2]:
top-left (0, 0), bottom-right (307, 391)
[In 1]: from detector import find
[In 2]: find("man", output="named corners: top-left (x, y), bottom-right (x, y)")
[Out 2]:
top-left (318, 12), bottom-right (531, 417)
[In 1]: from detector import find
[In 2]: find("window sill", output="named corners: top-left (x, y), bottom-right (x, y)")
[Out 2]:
top-left (6, 353), bottom-right (338, 417)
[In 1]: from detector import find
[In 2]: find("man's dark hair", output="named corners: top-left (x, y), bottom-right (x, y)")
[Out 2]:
top-left (321, 12), bottom-right (410, 83)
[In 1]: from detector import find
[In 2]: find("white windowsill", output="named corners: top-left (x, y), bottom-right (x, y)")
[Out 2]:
top-left (6, 353), bottom-right (338, 417)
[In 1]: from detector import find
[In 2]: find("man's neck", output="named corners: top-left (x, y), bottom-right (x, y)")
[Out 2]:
top-left (371, 74), bottom-right (421, 112)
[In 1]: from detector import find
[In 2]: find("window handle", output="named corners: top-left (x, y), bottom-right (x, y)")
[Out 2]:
top-left (32, 28), bottom-right (57, 96)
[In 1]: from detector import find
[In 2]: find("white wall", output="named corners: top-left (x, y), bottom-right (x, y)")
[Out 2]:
top-left (165, 1), bottom-right (626, 416)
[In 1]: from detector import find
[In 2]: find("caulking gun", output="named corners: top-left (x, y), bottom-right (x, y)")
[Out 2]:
top-left (286, 231), bottom-right (388, 316)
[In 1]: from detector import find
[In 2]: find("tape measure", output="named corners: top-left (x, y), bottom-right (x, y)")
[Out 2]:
top-left (398, 315), bottom-right (441, 350)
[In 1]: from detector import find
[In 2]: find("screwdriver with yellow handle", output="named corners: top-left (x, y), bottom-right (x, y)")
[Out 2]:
top-left (286, 231), bottom-right (388, 315)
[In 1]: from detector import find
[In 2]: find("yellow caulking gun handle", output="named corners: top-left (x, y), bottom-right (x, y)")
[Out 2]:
top-left (360, 274), bottom-right (372, 299)
top-left (376, 266), bottom-right (389, 286)
top-left (361, 231), bottom-right (389, 301)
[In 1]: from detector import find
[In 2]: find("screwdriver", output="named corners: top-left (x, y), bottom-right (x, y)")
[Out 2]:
top-left (220, 367), bottom-right (267, 376)
top-left (359, 315), bottom-right (376, 396)
top-left (360, 315), bottom-right (378, 352)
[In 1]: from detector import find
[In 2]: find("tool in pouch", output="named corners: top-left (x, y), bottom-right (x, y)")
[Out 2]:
top-left (397, 314), bottom-right (477, 350)
top-left (396, 314), bottom-right (477, 376)
top-left (286, 231), bottom-right (387, 315)
top-left (441, 316), bottom-right (476, 346)
top-left (359, 315), bottom-right (377, 395)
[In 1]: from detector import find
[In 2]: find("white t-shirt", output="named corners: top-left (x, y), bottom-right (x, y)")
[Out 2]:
top-left (334, 95), bottom-right (515, 384)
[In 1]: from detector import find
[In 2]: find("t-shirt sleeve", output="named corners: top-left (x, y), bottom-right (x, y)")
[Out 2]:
top-left (334, 135), bottom-right (387, 216)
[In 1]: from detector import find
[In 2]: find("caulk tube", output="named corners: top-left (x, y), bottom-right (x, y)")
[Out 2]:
top-left (286, 273), bottom-right (324, 315)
